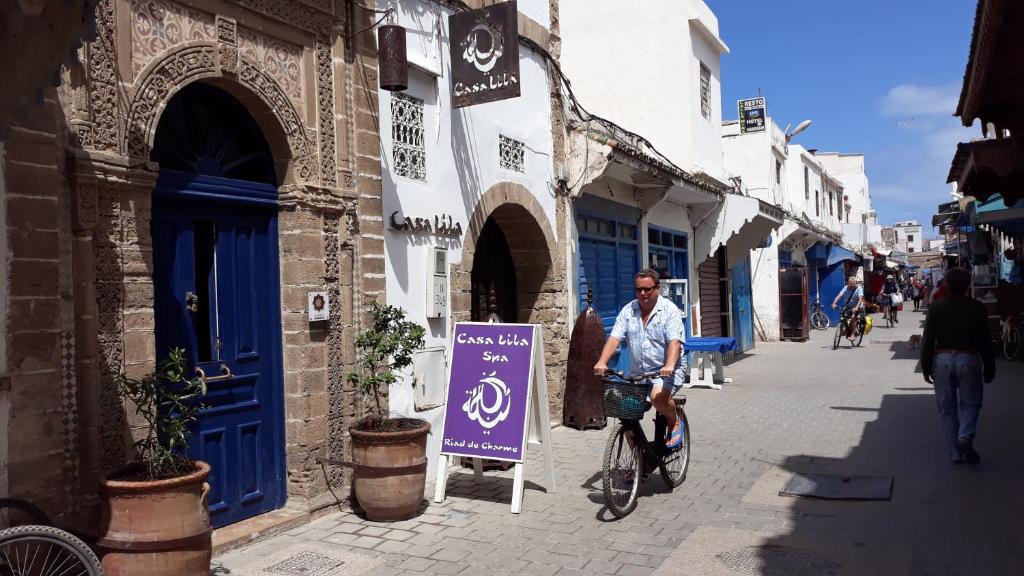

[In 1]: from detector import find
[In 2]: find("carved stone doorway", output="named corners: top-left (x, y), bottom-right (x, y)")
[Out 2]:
top-left (471, 217), bottom-right (518, 323)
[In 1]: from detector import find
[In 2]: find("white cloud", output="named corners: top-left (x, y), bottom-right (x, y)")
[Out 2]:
top-left (880, 83), bottom-right (961, 117)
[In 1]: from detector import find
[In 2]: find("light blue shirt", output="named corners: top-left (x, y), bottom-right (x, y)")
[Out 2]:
top-left (836, 285), bottom-right (864, 307)
top-left (611, 295), bottom-right (687, 390)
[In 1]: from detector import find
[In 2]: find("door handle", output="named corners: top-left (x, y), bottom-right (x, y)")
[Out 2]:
top-left (195, 363), bottom-right (233, 383)
top-left (185, 291), bottom-right (199, 313)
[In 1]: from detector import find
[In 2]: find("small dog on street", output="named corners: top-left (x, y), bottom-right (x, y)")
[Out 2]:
top-left (908, 334), bottom-right (922, 349)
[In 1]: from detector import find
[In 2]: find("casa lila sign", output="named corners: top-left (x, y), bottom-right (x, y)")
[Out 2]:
top-left (449, 1), bottom-right (520, 108)
top-left (439, 323), bottom-right (535, 462)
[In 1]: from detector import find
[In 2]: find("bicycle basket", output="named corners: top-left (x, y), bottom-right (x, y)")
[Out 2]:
top-left (603, 381), bottom-right (650, 420)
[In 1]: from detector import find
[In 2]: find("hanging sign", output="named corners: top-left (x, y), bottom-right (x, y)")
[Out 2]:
top-left (738, 97), bottom-right (767, 134)
top-left (449, 1), bottom-right (521, 108)
top-left (434, 322), bottom-right (554, 513)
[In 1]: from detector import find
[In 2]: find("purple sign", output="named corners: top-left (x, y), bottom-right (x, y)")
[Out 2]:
top-left (440, 323), bottom-right (536, 462)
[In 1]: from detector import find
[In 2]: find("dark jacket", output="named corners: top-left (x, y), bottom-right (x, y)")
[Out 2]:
top-left (920, 294), bottom-right (996, 382)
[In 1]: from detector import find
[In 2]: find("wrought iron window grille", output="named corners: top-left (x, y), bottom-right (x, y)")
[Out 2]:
top-left (499, 134), bottom-right (525, 173)
top-left (391, 92), bottom-right (426, 180)
top-left (699, 63), bottom-right (712, 120)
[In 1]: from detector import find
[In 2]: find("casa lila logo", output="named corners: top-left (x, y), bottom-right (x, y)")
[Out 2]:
top-left (462, 371), bottom-right (512, 433)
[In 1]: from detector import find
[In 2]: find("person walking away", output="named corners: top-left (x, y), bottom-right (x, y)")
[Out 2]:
top-left (882, 274), bottom-right (900, 324)
top-left (912, 279), bottom-right (923, 311)
top-left (594, 269), bottom-right (686, 448)
top-left (831, 276), bottom-right (864, 342)
top-left (920, 267), bottom-right (995, 464)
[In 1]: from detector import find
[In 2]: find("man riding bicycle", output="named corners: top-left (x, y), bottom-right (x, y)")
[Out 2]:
top-left (593, 269), bottom-right (686, 449)
top-left (831, 276), bottom-right (865, 341)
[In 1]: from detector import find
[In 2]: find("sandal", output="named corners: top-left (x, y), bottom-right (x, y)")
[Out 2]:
top-left (665, 423), bottom-right (685, 450)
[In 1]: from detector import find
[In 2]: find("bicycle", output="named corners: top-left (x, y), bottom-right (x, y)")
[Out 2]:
top-left (601, 370), bottom-right (689, 519)
top-left (0, 497), bottom-right (105, 575)
top-left (1002, 313), bottom-right (1022, 361)
top-left (809, 297), bottom-right (830, 330)
top-left (832, 306), bottom-right (864, 350)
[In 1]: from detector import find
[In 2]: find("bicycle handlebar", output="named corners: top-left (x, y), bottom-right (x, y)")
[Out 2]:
top-left (602, 369), bottom-right (663, 384)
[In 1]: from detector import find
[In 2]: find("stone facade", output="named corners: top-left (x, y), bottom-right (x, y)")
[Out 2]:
top-left (2, 0), bottom-right (383, 528)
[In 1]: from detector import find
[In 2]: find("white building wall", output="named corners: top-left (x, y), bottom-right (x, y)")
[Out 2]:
top-left (380, 0), bottom-right (556, 473)
top-left (893, 221), bottom-right (924, 253)
top-left (559, 0), bottom-right (728, 179)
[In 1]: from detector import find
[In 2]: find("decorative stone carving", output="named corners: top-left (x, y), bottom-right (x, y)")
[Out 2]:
top-left (125, 43), bottom-right (315, 183)
top-left (73, 182), bottom-right (98, 231)
top-left (88, 0), bottom-right (121, 152)
top-left (59, 331), bottom-right (80, 512)
top-left (216, 16), bottom-right (238, 77)
top-left (235, 0), bottom-right (328, 33)
top-left (323, 212), bottom-right (344, 487)
top-left (131, 0), bottom-right (216, 75)
top-left (316, 36), bottom-right (337, 187)
top-left (238, 28), bottom-right (303, 108)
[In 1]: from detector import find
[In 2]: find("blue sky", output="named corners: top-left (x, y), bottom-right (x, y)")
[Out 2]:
top-left (705, 0), bottom-right (977, 238)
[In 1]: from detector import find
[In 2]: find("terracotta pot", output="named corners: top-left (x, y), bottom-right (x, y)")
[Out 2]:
top-left (97, 461), bottom-right (212, 576)
top-left (350, 419), bottom-right (430, 521)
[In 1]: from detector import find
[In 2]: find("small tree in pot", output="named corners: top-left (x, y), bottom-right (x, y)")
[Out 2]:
top-left (347, 301), bottom-right (427, 520)
top-left (97, 348), bottom-right (212, 576)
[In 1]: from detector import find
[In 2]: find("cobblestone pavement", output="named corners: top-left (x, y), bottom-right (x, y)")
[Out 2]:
top-left (213, 309), bottom-right (1024, 576)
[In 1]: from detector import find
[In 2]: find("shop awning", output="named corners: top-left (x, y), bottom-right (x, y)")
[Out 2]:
top-left (826, 244), bottom-right (860, 267)
top-left (777, 220), bottom-right (833, 266)
top-left (693, 195), bottom-right (785, 266)
top-left (969, 193), bottom-right (1024, 235)
top-left (947, 139), bottom-right (1024, 204)
top-left (885, 260), bottom-right (900, 269)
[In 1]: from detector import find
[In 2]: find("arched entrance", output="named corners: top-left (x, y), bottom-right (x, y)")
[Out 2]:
top-left (150, 82), bottom-right (286, 527)
top-left (471, 218), bottom-right (518, 322)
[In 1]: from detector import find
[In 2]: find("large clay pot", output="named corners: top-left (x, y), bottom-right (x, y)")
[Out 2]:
top-left (350, 418), bottom-right (430, 521)
top-left (97, 460), bottom-right (212, 576)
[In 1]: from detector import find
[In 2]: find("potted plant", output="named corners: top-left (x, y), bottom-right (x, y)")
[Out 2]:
top-left (347, 301), bottom-right (427, 521)
top-left (96, 348), bottom-right (211, 576)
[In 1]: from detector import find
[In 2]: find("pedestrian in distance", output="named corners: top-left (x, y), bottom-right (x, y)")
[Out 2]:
top-left (920, 267), bottom-right (996, 465)
top-left (593, 269), bottom-right (686, 449)
top-left (912, 279), bottom-right (923, 311)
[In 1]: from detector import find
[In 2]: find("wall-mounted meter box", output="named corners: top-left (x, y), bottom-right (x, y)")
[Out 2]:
top-left (426, 247), bottom-right (448, 318)
top-left (661, 279), bottom-right (688, 318)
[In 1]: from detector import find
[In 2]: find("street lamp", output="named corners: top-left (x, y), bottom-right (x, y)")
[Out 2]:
top-left (785, 119), bottom-right (813, 143)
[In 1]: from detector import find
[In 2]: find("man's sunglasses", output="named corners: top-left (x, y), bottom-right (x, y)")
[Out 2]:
top-left (635, 286), bottom-right (658, 294)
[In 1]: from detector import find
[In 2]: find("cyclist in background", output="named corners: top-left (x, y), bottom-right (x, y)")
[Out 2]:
top-left (594, 269), bottom-right (686, 448)
top-left (832, 276), bottom-right (865, 341)
top-left (882, 274), bottom-right (900, 324)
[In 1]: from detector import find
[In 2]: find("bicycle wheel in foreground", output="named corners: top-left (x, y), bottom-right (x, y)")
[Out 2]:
top-left (660, 409), bottom-right (690, 488)
top-left (602, 423), bottom-right (641, 519)
top-left (833, 320), bottom-right (844, 350)
top-left (811, 311), bottom-right (829, 330)
top-left (1004, 325), bottom-right (1021, 361)
top-left (0, 525), bottom-right (104, 576)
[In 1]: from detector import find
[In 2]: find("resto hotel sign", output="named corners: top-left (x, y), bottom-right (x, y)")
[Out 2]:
top-left (449, 1), bottom-right (520, 108)
top-left (435, 322), bottom-right (555, 513)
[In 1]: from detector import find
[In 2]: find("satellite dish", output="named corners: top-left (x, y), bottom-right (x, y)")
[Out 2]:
top-left (785, 119), bottom-right (813, 143)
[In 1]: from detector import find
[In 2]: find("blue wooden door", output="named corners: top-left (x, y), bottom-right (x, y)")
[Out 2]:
top-left (152, 172), bottom-right (286, 528)
top-left (579, 237), bottom-right (638, 373)
top-left (731, 256), bottom-right (755, 352)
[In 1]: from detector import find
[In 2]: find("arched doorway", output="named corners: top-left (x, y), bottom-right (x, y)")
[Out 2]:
top-left (471, 218), bottom-right (518, 322)
top-left (150, 82), bottom-right (286, 527)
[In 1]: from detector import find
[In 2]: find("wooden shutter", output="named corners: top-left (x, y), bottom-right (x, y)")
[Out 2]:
top-left (699, 254), bottom-right (722, 337)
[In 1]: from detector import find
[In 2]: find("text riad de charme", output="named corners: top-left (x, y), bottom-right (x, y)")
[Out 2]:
top-left (443, 438), bottom-right (517, 452)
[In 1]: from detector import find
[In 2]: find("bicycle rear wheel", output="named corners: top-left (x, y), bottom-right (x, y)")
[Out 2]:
top-left (0, 499), bottom-right (51, 529)
top-left (811, 310), bottom-right (829, 330)
top-left (0, 525), bottom-right (104, 575)
top-left (1005, 324), bottom-right (1021, 361)
top-left (660, 407), bottom-right (690, 488)
top-left (602, 423), bottom-right (641, 519)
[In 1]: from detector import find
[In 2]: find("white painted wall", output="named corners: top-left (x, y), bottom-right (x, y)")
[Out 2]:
top-left (559, 0), bottom-right (728, 179)
top-left (380, 0), bottom-right (556, 474)
top-left (893, 221), bottom-right (924, 253)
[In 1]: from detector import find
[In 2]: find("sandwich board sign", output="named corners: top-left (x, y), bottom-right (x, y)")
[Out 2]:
top-left (433, 322), bottom-right (555, 513)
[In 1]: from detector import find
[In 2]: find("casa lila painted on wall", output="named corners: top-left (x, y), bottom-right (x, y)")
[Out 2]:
top-left (440, 323), bottom-right (536, 462)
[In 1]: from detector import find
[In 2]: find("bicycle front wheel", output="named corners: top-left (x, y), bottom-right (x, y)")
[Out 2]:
top-left (0, 525), bottom-right (104, 576)
top-left (833, 320), bottom-right (845, 350)
top-left (1005, 325), bottom-right (1021, 361)
top-left (660, 407), bottom-right (690, 488)
top-left (811, 310), bottom-right (829, 330)
top-left (602, 423), bottom-right (641, 519)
